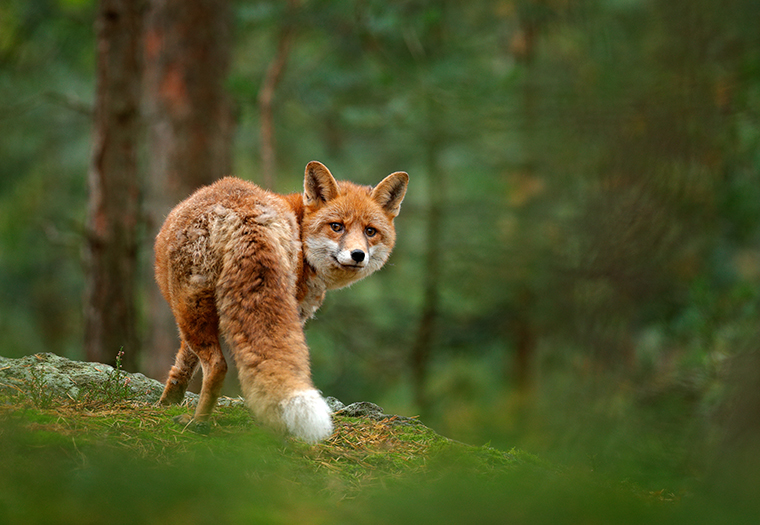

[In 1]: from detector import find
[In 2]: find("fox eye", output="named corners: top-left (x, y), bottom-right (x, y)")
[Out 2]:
top-left (329, 222), bottom-right (344, 233)
top-left (365, 226), bottom-right (377, 237)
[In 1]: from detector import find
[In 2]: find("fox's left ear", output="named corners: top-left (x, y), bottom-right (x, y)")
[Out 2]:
top-left (371, 171), bottom-right (409, 218)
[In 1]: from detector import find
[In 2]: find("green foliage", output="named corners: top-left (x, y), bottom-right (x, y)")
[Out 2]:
top-left (2, 0), bottom-right (760, 517)
top-left (24, 367), bottom-right (55, 409)
top-left (75, 349), bottom-right (136, 406)
top-left (0, 0), bottom-right (92, 360)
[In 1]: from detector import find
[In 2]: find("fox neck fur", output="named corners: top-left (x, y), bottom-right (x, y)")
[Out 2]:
top-left (282, 162), bottom-right (409, 320)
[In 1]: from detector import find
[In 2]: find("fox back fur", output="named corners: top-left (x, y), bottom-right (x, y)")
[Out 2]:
top-left (154, 161), bottom-right (408, 443)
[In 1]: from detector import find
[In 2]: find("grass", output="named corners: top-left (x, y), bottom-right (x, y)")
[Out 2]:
top-left (1, 382), bottom-right (758, 524)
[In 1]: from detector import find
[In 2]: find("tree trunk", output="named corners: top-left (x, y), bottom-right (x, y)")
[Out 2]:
top-left (507, 6), bottom-right (541, 398)
top-left (410, 107), bottom-right (445, 414)
top-left (84, 0), bottom-right (145, 371)
top-left (511, 288), bottom-right (535, 396)
top-left (143, 0), bottom-right (233, 380)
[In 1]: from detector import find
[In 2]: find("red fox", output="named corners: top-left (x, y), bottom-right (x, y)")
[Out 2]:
top-left (154, 161), bottom-right (408, 442)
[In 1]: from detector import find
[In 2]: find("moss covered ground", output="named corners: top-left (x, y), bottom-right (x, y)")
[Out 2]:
top-left (0, 379), bottom-right (756, 524)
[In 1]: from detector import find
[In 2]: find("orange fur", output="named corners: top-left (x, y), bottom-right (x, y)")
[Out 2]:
top-left (155, 161), bottom-right (408, 442)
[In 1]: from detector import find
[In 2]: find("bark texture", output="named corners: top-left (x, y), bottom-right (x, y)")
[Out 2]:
top-left (84, 0), bottom-right (145, 370)
top-left (143, 0), bottom-right (233, 379)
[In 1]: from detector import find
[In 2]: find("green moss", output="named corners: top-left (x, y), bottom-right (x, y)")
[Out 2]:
top-left (0, 394), bottom-right (707, 525)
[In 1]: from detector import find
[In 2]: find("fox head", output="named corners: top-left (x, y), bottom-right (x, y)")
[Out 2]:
top-left (301, 161), bottom-right (409, 290)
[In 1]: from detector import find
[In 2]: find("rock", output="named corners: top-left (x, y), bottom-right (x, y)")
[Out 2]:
top-left (0, 353), bottom-right (165, 403)
top-left (0, 354), bottom-right (403, 422)
top-left (0, 353), bottom-right (244, 406)
top-left (338, 401), bottom-right (387, 418)
top-left (325, 396), bottom-right (345, 412)
top-left (336, 400), bottom-right (420, 425)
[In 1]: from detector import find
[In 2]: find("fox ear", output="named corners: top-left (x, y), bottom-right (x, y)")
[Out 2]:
top-left (371, 171), bottom-right (409, 217)
top-left (304, 161), bottom-right (340, 206)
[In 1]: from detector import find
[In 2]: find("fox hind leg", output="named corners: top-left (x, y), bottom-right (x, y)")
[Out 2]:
top-left (191, 342), bottom-right (227, 422)
top-left (161, 290), bottom-right (228, 427)
top-left (160, 339), bottom-right (227, 433)
top-left (159, 340), bottom-right (200, 405)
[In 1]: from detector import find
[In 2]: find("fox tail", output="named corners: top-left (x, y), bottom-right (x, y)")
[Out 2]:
top-left (216, 220), bottom-right (333, 443)
top-left (280, 389), bottom-right (333, 443)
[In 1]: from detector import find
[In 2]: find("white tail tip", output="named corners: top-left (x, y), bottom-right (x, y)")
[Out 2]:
top-left (280, 389), bottom-right (334, 443)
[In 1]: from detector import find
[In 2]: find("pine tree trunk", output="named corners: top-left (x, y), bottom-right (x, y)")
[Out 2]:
top-left (84, 0), bottom-right (145, 370)
top-left (143, 0), bottom-right (233, 380)
top-left (410, 103), bottom-right (445, 414)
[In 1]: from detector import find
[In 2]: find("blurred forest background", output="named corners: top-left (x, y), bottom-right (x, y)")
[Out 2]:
top-left (2, 0), bottom-right (760, 493)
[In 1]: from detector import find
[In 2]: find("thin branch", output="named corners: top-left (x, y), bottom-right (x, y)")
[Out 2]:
top-left (44, 91), bottom-right (93, 116)
top-left (258, 0), bottom-right (298, 189)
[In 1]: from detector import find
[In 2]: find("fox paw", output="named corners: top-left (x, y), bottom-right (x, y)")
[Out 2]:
top-left (189, 421), bottom-right (211, 435)
top-left (172, 414), bottom-right (210, 435)
top-left (159, 389), bottom-right (186, 405)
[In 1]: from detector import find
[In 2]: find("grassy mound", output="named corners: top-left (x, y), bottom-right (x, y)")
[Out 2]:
top-left (0, 355), bottom-right (755, 524)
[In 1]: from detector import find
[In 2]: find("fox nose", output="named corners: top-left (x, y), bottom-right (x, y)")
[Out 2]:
top-left (350, 249), bottom-right (365, 263)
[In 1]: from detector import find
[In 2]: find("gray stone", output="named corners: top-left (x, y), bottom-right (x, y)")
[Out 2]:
top-left (0, 354), bottom-right (397, 420)
top-left (325, 396), bottom-right (345, 412)
top-left (0, 353), bottom-right (164, 403)
top-left (0, 353), bottom-right (247, 407)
